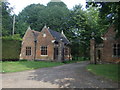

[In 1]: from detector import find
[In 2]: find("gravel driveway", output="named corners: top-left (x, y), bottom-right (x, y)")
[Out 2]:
top-left (1, 61), bottom-right (118, 88)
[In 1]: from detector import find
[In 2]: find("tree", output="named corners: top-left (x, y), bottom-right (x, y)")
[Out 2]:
top-left (85, 6), bottom-right (103, 43)
top-left (16, 4), bottom-right (45, 36)
top-left (47, 1), bottom-right (67, 7)
top-left (2, 1), bottom-right (13, 36)
top-left (67, 5), bottom-right (92, 57)
top-left (86, 2), bottom-right (120, 38)
top-left (67, 4), bottom-right (103, 58)
top-left (16, 1), bottom-right (70, 36)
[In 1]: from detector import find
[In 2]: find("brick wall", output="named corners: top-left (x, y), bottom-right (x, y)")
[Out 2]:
top-left (35, 28), bottom-right (55, 61)
top-left (20, 27), bottom-right (71, 61)
top-left (20, 30), bottom-right (36, 60)
top-left (94, 25), bottom-right (120, 63)
top-left (102, 25), bottom-right (120, 62)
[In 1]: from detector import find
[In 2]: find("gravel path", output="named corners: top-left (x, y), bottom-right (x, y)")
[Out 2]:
top-left (1, 61), bottom-right (118, 88)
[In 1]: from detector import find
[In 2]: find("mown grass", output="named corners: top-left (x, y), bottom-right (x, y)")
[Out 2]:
top-left (87, 64), bottom-right (119, 82)
top-left (0, 60), bottom-right (64, 73)
top-left (0, 57), bottom-right (88, 73)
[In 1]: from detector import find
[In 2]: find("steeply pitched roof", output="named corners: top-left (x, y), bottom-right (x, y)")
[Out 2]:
top-left (31, 30), bottom-right (40, 40)
top-left (48, 29), bottom-right (69, 44)
top-left (25, 25), bottom-right (70, 44)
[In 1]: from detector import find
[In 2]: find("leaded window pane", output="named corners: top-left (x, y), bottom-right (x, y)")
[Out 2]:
top-left (26, 47), bottom-right (31, 56)
top-left (41, 46), bottom-right (47, 55)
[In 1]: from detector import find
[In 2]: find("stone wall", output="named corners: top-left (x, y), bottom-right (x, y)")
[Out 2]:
top-left (90, 39), bottom-right (96, 64)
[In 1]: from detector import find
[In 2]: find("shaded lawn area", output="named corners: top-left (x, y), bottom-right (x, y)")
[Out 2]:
top-left (0, 61), bottom-right (64, 73)
top-left (86, 64), bottom-right (119, 82)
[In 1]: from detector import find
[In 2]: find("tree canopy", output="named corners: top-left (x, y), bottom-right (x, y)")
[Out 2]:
top-left (2, 1), bottom-right (119, 58)
top-left (86, 2), bottom-right (120, 38)
top-left (15, 1), bottom-right (70, 37)
top-left (2, 1), bottom-right (13, 36)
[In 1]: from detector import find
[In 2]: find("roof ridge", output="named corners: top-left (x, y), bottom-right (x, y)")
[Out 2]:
top-left (48, 29), bottom-right (61, 36)
top-left (48, 29), bottom-right (69, 44)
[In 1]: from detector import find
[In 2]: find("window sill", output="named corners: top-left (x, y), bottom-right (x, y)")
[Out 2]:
top-left (41, 55), bottom-right (48, 56)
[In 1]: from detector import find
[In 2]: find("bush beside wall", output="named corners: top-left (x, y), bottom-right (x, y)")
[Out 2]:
top-left (2, 37), bottom-right (21, 61)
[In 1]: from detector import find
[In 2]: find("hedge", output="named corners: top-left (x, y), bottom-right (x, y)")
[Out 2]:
top-left (2, 37), bottom-right (21, 61)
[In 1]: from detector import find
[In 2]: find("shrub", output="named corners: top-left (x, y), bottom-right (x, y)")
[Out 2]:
top-left (2, 37), bottom-right (21, 61)
top-left (2, 34), bottom-right (22, 41)
top-left (20, 59), bottom-right (28, 61)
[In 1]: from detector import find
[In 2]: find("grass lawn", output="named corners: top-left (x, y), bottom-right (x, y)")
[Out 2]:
top-left (0, 58), bottom-right (87, 73)
top-left (0, 60), bottom-right (64, 73)
top-left (86, 64), bottom-right (119, 82)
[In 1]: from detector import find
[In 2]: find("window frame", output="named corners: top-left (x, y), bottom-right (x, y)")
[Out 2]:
top-left (113, 43), bottom-right (120, 57)
top-left (26, 46), bottom-right (32, 56)
top-left (40, 46), bottom-right (48, 56)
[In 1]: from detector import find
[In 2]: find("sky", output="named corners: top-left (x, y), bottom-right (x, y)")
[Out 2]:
top-left (8, 0), bottom-right (86, 15)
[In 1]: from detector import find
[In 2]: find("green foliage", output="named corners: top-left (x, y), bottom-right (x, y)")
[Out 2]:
top-left (85, 7), bottom-right (103, 43)
top-left (2, 38), bottom-right (21, 60)
top-left (2, 1), bottom-right (13, 36)
top-left (16, 2), bottom-right (70, 36)
top-left (73, 57), bottom-right (89, 61)
top-left (63, 60), bottom-right (79, 64)
top-left (86, 2), bottom-right (120, 38)
top-left (63, 57), bottom-right (89, 64)
top-left (2, 34), bottom-right (22, 40)
top-left (47, 1), bottom-right (67, 7)
top-left (3, 0), bottom-right (116, 58)
top-left (3, 1), bottom-right (104, 58)
top-left (20, 59), bottom-right (28, 61)
top-left (87, 64), bottom-right (119, 82)
top-left (69, 5), bottom-right (100, 57)
top-left (12, 34), bottom-right (22, 40)
top-left (1, 61), bottom-right (64, 73)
